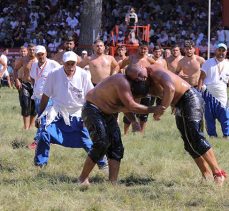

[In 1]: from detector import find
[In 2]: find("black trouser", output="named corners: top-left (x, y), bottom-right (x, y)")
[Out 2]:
top-left (175, 88), bottom-right (211, 158)
top-left (19, 82), bottom-right (36, 117)
top-left (82, 102), bottom-right (124, 162)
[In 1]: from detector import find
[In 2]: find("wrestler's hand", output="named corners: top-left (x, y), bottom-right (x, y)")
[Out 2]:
top-left (35, 118), bottom-right (41, 128)
top-left (153, 113), bottom-right (161, 121)
top-left (0, 71), bottom-right (3, 78)
top-left (131, 121), bottom-right (141, 132)
top-left (15, 79), bottom-right (22, 90)
top-left (171, 107), bottom-right (176, 115)
top-left (154, 105), bottom-right (166, 116)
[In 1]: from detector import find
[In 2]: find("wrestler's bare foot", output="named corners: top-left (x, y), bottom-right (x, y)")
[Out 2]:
top-left (213, 170), bottom-right (227, 187)
top-left (78, 177), bottom-right (90, 187)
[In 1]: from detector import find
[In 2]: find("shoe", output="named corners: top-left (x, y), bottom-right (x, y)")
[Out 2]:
top-left (98, 163), bottom-right (109, 175)
top-left (213, 170), bottom-right (227, 186)
top-left (27, 141), bottom-right (37, 150)
top-left (34, 163), bottom-right (47, 169)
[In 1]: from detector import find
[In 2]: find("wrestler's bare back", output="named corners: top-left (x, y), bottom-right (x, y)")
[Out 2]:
top-left (86, 74), bottom-right (131, 114)
top-left (147, 64), bottom-right (191, 106)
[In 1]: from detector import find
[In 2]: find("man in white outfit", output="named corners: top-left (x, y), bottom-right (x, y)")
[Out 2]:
top-left (198, 43), bottom-right (229, 137)
top-left (34, 51), bottom-right (107, 169)
top-left (0, 48), bottom-right (12, 88)
top-left (29, 45), bottom-right (61, 149)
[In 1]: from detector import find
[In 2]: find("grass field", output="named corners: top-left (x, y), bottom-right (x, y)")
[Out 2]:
top-left (0, 87), bottom-right (229, 211)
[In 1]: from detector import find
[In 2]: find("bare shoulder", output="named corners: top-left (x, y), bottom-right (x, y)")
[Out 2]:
top-left (147, 56), bottom-right (156, 64)
top-left (112, 73), bottom-right (128, 86)
top-left (106, 55), bottom-right (116, 61)
top-left (196, 55), bottom-right (205, 64)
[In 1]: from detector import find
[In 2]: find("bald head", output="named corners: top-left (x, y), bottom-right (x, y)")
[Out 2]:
top-left (126, 64), bottom-right (149, 97)
top-left (126, 64), bottom-right (143, 77)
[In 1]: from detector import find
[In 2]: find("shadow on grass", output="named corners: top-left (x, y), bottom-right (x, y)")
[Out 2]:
top-left (11, 138), bottom-right (27, 149)
top-left (120, 174), bottom-right (155, 186)
top-left (36, 171), bottom-right (78, 184)
top-left (0, 162), bottom-right (16, 173)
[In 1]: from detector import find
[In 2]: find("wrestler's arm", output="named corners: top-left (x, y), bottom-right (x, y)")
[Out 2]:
top-left (13, 58), bottom-right (23, 89)
top-left (148, 57), bottom-right (156, 65)
top-left (76, 55), bottom-right (82, 65)
top-left (119, 56), bottom-right (130, 69)
top-left (199, 56), bottom-right (205, 67)
top-left (31, 78), bottom-right (35, 85)
top-left (197, 71), bottom-right (206, 91)
top-left (110, 56), bottom-right (120, 75)
top-left (163, 60), bottom-right (168, 69)
top-left (151, 71), bottom-right (175, 119)
top-left (159, 76), bottom-right (175, 108)
top-left (78, 56), bottom-right (90, 68)
top-left (175, 60), bottom-right (182, 74)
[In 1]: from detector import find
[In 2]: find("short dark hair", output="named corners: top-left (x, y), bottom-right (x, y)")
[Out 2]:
top-left (184, 40), bottom-right (195, 48)
top-left (171, 44), bottom-right (180, 49)
top-left (139, 40), bottom-right (149, 47)
top-left (28, 43), bottom-right (36, 48)
top-left (93, 39), bottom-right (104, 45)
top-left (153, 45), bottom-right (161, 51)
top-left (65, 36), bottom-right (74, 42)
top-left (117, 45), bottom-right (126, 50)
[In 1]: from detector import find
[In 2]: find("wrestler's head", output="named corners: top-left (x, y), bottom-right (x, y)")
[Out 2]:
top-left (184, 40), bottom-right (195, 57)
top-left (116, 45), bottom-right (127, 56)
top-left (20, 46), bottom-right (28, 57)
top-left (153, 45), bottom-right (162, 59)
top-left (93, 39), bottom-right (105, 55)
top-left (125, 64), bottom-right (150, 97)
top-left (27, 43), bottom-right (36, 58)
top-left (138, 41), bottom-right (149, 57)
top-left (171, 44), bottom-right (181, 58)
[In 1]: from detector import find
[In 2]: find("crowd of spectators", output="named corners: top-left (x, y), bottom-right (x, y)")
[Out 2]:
top-left (0, 0), bottom-right (229, 57)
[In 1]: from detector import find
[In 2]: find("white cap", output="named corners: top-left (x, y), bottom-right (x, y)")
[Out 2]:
top-left (217, 43), bottom-right (227, 50)
top-left (82, 50), bottom-right (87, 54)
top-left (63, 51), bottom-right (78, 63)
top-left (35, 45), bottom-right (46, 54)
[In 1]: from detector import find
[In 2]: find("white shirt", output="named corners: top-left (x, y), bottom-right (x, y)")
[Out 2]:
top-left (202, 58), bottom-right (229, 107)
top-left (30, 58), bottom-right (61, 99)
top-left (41, 66), bottom-right (93, 125)
top-left (0, 54), bottom-right (7, 71)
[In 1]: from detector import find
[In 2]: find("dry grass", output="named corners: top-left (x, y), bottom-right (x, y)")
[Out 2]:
top-left (0, 87), bottom-right (229, 211)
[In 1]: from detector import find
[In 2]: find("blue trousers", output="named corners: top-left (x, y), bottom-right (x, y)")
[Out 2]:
top-left (202, 90), bottom-right (229, 137)
top-left (34, 98), bottom-right (52, 142)
top-left (34, 114), bottom-right (107, 167)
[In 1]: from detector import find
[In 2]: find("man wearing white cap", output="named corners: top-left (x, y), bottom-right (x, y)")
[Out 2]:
top-left (34, 51), bottom-right (107, 169)
top-left (198, 43), bottom-right (229, 137)
top-left (29, 45), bottom-right (61, 149)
